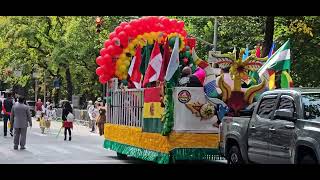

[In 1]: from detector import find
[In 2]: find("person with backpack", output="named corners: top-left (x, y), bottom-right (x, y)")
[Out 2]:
top-left (2, 92), bottom-right (14, 137)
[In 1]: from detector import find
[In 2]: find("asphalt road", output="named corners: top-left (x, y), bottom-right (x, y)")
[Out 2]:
top-left (0, 118), bottom-right (226, 164)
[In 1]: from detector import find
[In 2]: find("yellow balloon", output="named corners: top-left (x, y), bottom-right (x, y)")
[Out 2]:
top-left (119, 65), bottom-right (127, 72)
top-left (124, 48), bottom-right (130, 54)
top-left (142, 33), bottom-right (149, 40)
top-left (137, 35), bottom-right (143, 40)
top-left (119, 54), bottom-right (126, 60)
top-left (147, 38), bottom-right (153, 45)
top-left (124, 60), bottom-right (130, 67)
top-left (115, 70), bottom-right (121, 77)
top-left (150, 32), bottom-right (156, 39)
top-left (140, 40), bottom-right (147, 46)
top-left (128, 43), bottom-right (135, 50)
top-left (129, 49), bottom-right (135, 56)
top-left (132, 39), bottom-right (138, 46)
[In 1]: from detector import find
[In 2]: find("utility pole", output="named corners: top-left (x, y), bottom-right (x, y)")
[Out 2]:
top-left (44, 70), bottom-right (46, 104)
top-left (33, 72), bottom-right (38, 102)
top-left (213, 16), bottom-right (218, 51)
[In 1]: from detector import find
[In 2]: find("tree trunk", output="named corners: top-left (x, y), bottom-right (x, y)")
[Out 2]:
top-left (65, 65), bottom-right (73, 101)
top-left (262, 16), bottom-right (275, 57)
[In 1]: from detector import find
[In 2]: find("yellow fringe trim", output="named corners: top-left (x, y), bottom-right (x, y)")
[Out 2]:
top-left (104, 123), bottom-right (219, 153)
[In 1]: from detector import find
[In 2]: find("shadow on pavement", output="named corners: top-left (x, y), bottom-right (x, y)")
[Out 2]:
top-left (107, 156), bottom-right (227, 164)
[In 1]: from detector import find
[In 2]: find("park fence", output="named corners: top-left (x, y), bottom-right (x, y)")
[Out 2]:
top-left (106, 88), bottom-right (144, 127)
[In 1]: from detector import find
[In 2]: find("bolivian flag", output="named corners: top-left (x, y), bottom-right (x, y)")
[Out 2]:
top-left (143, 87), bottom-right (164, 133)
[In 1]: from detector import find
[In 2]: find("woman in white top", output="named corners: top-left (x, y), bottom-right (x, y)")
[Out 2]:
top-left (88, 101), bottom-right (99, 132)
top-left (45, 105), bottom-right (56, 131)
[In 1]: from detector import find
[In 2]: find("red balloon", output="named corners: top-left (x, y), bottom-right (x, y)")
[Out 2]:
top-left (109, 32), bottom-right (116, 40)
top-left (181, 30), bottom-right (187, 37)
top-left (112, 37), bottom-right (121, 46)
top-left (170, 19), bottom-right (178, 26)
top-left (100, 48), bottom-right (108, 56)
top-left (99, 74), bottom-right (110, 84)
top-left (139, 19), bottom-right (147, 27)
top-left (120, 22), bottom-right (129, 28)
top-left (113, 45), bottom-right (123, 55)
top-left (162, 18), bottom-right (170, 26)
top-left (104, 40), bottom-right (112, 48)
top-left (118, 31), bottom-right (128, 41)
top-left (101, 64), bottom-right (113, 76)
top-left (121, 39), bottom-right (128, 48)
top-left (124, 25), bottom-right (133, 35)
top-left (177, 21), bottom-right (185, 29)
top-left (104, 54), bottom-right (112, 64)
top-left (145, 25), bottom-right (151, 32)
top-left (129, 19), bottom-right (139, 28)
top-left (137, 26), bottom-right (144, 34)
top-left (131, 29), bottom-right (138, 37)
top-left (106, 45), bottom-right (116, 56)
top-left (96, 67), bottom-right (104, 76)
top-left (115, 26), bottom-right (123, 35)
top-left (96, 56), bottom-right (104, 66)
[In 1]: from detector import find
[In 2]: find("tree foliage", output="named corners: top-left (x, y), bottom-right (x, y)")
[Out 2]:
top-left (1, 16), bottom-right (320, 104)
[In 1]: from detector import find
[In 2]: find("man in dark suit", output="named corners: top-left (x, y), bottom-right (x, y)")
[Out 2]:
top-left (10, 96), bottom-right (32, 150)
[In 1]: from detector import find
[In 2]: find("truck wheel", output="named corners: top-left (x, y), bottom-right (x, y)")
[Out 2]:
top-left (227, 145), bottom-right (244, 164)
top-left (299, 154), bottom-right (317, 164)
top-left (116, 152), bottom-right (128, 160)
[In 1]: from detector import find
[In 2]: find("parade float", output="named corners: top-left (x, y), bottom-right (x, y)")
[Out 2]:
top-left (95, 16), bottom-right (290, 164)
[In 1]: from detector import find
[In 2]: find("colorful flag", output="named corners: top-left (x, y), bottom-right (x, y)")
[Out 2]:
top-left (268, 42), bottom-right (276, 58)
top-left (159, 40), bottom-right (170, 82)
top-left (128, 46), bottom-right (142, 88)
top-left (258, 40), bottom-right (290, 77)
top-left (281, 70), bottom-right (294, 88)
top-left (142, 41), bottom-right (163, 87)
top-left (268, 70), bottom-right (276, 90)
top-left (140, 43), bottom-right (151, 75)
top-left (258, 40), bottom-right (292, 89)
top-left (143, 87), bottom-right (164, 133)
top-left (165, 37), bottom-right (180, 81)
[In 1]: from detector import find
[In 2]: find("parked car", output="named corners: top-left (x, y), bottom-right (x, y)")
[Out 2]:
top-left (220, 88), bottom-right (320, 164)
top-left (26, 100), bottom-right (36, 117)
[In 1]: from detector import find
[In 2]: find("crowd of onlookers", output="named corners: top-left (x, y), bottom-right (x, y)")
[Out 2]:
top-left (0, 92), bottom-right (106, 137)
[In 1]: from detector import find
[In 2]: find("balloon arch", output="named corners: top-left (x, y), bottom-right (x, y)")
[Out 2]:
top-left (95, 16), bottom-right (188, 84)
